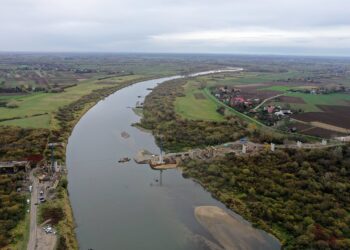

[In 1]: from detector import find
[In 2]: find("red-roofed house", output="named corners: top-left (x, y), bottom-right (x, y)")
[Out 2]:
top-left (230, 96), bottom-right (245, 106)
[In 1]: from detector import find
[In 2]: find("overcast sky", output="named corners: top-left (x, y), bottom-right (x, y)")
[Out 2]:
top-left (1, 0), bottom-right (350, 56)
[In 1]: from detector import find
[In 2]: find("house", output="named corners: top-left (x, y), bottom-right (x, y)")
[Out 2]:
top-left (267, 106), bottom-right (275, 114)
top-left (230, 96), bottom-right (245, 106)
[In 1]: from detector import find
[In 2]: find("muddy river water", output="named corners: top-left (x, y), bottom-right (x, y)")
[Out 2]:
top-left (66, 70), bottom-right (280, 250)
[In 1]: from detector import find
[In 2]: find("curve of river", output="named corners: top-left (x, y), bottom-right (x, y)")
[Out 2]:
top-left (66, 70), bottom-right (280, 250)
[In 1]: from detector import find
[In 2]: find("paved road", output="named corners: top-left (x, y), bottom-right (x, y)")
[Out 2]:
top-left (253, 93), bottom-right (285, 110)
top-left (27, 171), bottom-right (38, 250)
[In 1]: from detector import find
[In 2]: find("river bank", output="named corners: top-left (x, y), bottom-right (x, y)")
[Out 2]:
top-left (50, 75), bottom-right (169, 249)
top-left (195, 206), bottom-right (280, 250)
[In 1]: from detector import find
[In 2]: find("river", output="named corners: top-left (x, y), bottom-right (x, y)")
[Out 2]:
top-left (66, 70), bottom-right (280, 250)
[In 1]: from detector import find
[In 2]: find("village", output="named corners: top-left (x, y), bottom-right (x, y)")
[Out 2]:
top-left (212, 86), bottom-right (294, 126)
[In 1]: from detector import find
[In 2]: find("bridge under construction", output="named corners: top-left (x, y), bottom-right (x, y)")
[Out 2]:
top-left (134, 139), bottom-right (344, 170)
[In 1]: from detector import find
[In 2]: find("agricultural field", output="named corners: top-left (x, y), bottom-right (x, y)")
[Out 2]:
top-left (174, 79), bottom-right (225, 121)
top-left (172, 58), bottom-right (350, 139)
top-left (0, 53), bottom-right (230, 129)
top-left (0, 74), bottom-right (148, 128)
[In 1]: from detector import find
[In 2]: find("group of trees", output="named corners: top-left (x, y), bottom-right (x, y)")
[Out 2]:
top-left (140, 78), bottom-right (248, 152)
top-left (0, 127), bottom-right (49, 247)
top-left (181, 147), bottom-right (350, 249)
top-left (0, 126), bottom-right (49, 161)
top-left (0, 172), bottom-right (27, 247)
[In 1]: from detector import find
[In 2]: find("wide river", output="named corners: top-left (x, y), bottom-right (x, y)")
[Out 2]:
top-left (66, 70), bottom-right (280, 250)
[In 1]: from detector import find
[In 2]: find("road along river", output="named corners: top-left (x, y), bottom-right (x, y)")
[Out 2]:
top-left (66, 70), bottom-right (280, 250)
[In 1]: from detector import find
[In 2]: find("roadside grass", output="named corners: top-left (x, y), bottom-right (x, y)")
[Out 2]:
top-left (174, 80), bottom-right (225, 121)
top-left (0, 74), bottom-right (146, 128)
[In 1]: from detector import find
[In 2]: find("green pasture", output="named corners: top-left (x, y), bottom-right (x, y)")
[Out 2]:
top-left (0, 114), bottom-right (50, 128)
top-left (261, 85), bottom-right (293, 92)
top-left (286, 92), bottom-right (350, 111)
top-left (174, 80), bottom-right (224, 121)
top-left (201, 70), bottom-right (307, 87)
top-left (0, 74), bottom-right (145, 128)
top-left (260, 85), bottom-right (350, 112)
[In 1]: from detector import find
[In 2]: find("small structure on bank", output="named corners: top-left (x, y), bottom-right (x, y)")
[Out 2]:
top-left (0, 161), bottom-right (30, 174)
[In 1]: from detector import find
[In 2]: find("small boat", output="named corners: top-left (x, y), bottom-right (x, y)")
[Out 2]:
top-left (118, 157), bottom-right (131, 163)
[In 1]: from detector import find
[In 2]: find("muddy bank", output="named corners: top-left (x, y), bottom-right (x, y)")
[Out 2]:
top-left (195, 206), bottom-right (280, 250)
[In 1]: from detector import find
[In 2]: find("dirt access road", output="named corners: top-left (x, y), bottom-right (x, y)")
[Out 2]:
top-left (27, 171), bottom-right (38, 250)
top-left (27, 171), bottom-right (56, 250)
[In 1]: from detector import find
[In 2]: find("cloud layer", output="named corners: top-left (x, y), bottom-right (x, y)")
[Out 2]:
top-left (1, 0), bottom-right (350, 55)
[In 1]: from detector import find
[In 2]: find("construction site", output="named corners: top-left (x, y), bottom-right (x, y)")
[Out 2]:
top-left (134, 138), bottom-right (342, 170)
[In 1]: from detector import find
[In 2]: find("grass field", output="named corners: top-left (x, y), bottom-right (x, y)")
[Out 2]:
top-left (0, 74), bottom-right (146, 128)
top-left (261, 85), bottom-right (293, 92)
top-left (201, 71), bottom-right (308, 87)
top-left (174, 80), bottom-right (224, 121)
top-left (261, 85), bottom-right (350, 112)
top-left (0, 114), bottom-right (50, 128)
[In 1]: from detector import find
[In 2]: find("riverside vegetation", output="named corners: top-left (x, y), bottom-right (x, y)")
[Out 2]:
top-left (0, 127), bottom-right (49, 248)
top-left (0, 79), bottom-right (157, 249)
top-left (2, 54), bottom-right (350, 249)
top-left (140, 73), bottom-right (350, 249)
top-left (0, 53), bottom-right (232, 249)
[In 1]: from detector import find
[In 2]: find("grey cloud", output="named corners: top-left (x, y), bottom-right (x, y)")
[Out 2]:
top-left (0, 0), bottom-right (349, 55)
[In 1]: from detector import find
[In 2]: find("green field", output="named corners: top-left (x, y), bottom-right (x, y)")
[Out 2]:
top-left (261, 85), bottom-right (293, 92)
top-left (174, 78), bottom-right (265, 125)
top-left (260, 85), bottom-right (350, 112)
top-left (0, 114), bottom-right (50, 128)
top-left (174, 80), bottom-right (224, 121)
top-left (0, 74), bottom-right (145, 128)
top-left (201, 71), bottom-right (309, 87)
